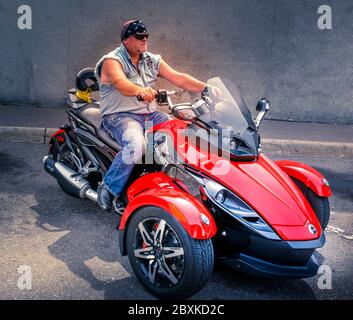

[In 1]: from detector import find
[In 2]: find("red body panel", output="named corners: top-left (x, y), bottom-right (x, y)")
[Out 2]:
top-left (48, 129), bottom-right (67, 153)
top-left (50, 129), bottom-right (66, 140)
top-left (274, 220), bottom-right (323, 241)
top-left (120, 172), bottom-right (217, 240)
top-left (147, 120), bottom-right (325, 241)
top-left (275, 160), bottom-right (332, 197)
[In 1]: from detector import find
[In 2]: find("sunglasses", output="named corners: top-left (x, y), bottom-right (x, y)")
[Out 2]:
top-left (133, 33), bottom-right (149, 40)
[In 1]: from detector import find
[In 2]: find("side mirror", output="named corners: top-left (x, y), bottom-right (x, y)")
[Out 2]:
top-left (255, 98), bottom-right (271, 128)
top-left (171, 105), bottom-right (197, 121)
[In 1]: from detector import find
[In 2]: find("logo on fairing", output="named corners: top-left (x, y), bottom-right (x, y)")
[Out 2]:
top-left (308, 224), bottom-right (317, 235)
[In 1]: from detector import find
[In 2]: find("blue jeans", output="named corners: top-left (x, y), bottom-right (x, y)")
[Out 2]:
top-left (101, 111), bottom-right (170, 196)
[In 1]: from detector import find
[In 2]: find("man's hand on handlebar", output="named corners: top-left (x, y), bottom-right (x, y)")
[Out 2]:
top-left (137, 87), bottom-right (158, 103)
top-left (201, 85), bottom-right (222, 101)
top-left (136, 88), bottom-right (183, 109)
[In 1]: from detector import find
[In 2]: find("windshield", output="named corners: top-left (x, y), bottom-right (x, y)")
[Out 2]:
top-left (199, 77), bottom-right (256, 132)
top-left (191, 77), bottom-right (260, 159)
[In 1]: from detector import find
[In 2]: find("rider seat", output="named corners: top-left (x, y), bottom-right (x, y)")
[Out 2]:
top-left (77, 103), bottom-right (121, 151)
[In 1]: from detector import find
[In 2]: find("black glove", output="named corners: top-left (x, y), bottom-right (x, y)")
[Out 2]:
top-left (201, 86), bottom-right (209, 100)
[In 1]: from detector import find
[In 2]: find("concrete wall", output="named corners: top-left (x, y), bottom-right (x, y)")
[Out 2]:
top-left (0, 0), bottom-right (352, 123)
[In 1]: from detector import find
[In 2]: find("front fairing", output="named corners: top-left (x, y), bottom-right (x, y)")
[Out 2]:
top-left (149, 119), bottom-right (322, 241)
top-left (189, 151), bottom-right (322, 241)
top-left (195, 152), bottom-right (322, 241)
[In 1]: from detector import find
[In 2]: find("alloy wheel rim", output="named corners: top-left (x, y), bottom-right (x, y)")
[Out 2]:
top-left (133, 217), bottom-right (185, 288)
top-left (58, 142), bottom-right (84, 168)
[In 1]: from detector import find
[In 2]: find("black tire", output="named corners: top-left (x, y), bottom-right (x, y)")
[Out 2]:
top-left (51, 141), bottom-right (101, 197)
top-left (126, 206), bottom-right (214, 299)
top-left (292, 178), bottom-right (330, 230)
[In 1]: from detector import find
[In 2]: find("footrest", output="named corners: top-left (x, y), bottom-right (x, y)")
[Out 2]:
top-left (113, 198), bottom-right (125, 216)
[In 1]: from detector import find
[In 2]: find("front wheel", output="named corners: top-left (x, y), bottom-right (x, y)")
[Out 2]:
top-left (293, 178), bottom-right (330, 230)
top-left (126, 206), bottom-right (214, 299)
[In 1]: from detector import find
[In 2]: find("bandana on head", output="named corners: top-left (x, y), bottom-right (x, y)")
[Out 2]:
top-left (120, 20), bottom-right (148, 41)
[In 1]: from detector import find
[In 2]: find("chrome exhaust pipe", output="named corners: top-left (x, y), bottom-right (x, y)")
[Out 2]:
top-left (43, 156), bottom-right (98, 202)
top-left (85, 188), bottom-right (98, 202)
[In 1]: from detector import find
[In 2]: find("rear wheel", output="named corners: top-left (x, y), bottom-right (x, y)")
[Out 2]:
top-left (51, 140), bottom-right (101, 197)
top-left (126, 206), bottom-right (214, 299)
top-left (293, 178), bottom-right (330, 230)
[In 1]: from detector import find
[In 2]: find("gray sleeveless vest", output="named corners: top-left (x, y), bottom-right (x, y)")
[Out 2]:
top-left (95, 44), bottom-right (161, 117)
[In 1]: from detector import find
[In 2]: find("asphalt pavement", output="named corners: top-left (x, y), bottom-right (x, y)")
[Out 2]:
top-left (0, 141), bottom-right (352, 300)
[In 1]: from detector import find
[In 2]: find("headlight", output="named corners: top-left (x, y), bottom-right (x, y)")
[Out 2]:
top-left (203, 178), bottom-right (280, 240)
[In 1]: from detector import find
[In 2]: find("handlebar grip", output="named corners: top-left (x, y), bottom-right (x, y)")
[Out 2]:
top-left (137, 93), bottom-right (159, 102)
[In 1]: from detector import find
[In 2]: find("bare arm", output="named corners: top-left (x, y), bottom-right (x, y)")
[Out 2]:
top-left (158, 59), bottom-right (206, 93)
top-left (101, 59), bottom-right (156, 102)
